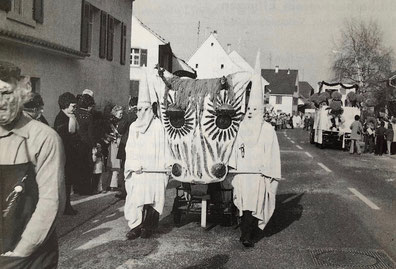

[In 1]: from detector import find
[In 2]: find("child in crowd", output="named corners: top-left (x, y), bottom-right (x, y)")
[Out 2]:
top-left (92, 143), bottom-right (104, 193)
top-left (385, 123), bottom-right (394, 156)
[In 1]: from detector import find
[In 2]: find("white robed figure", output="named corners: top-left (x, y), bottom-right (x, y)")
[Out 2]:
top-left (124, 73), bottom-right (171, 240)
top-left (229, 52), bottom-right (281, 247)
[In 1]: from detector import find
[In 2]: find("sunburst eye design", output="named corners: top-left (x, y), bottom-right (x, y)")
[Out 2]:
top-left (161, 95), bottom-right (195, 140)
top-left (203, 91), bottom-right (244, 142)
top-left (215, 114), bottom-right (232, 129)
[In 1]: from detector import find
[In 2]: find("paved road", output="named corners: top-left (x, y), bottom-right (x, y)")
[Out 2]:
top-left (58, 128), bottom-right (396, 269)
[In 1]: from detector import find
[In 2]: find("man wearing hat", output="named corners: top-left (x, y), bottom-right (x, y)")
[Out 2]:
top-left (124, 72), bottom-right (170, 240)
top-left (0, 62), bottom-right (65, 268)
top-left (229, 53), bottom-right (281, 247)
top-left (23, 92), bottom-right (48, 125)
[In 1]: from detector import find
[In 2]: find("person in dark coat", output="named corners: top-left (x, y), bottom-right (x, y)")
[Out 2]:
top-left (23, 92), bottom-right (49, 125)
top-left (74, 93), bottom-right (96, 195)
top-left (375, 121), bottom-right (386, 156)
top-left (54, 92), bottom-right (79, 215)
top-left (114, 97), bottom-right (138, 199)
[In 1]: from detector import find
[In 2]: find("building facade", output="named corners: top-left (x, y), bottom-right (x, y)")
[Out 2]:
top-left (0, 0), bottom-right (134, 124)
top-left (262, 67), bottom-right (299, 115)
top-left (129, 16), bottom-right (195, 98)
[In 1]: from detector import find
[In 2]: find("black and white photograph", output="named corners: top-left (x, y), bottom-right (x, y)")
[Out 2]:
top-left (1, 0), bottom-right (396, 268)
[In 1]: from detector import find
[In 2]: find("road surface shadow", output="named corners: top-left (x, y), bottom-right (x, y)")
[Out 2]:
top-left (254, 192), bottom-right (304, 241)
top-left (183, 254), bottom-right (230, 269)
top-left (60, 239), bottom-right (159, 269)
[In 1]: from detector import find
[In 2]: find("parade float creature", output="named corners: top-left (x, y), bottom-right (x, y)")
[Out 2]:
top-left (135, 66), bottom-right (252, 184)
top-left (327, 91), bottom-right (344, 131)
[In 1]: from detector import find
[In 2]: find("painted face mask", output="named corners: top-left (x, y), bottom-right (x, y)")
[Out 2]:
top-left (0, 77), bottom-right (32, 126)
top-left (0, 80), bottom-right (22, 125)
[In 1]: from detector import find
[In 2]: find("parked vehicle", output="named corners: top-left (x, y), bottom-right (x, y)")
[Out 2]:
top-left (311, 106), bottom-right (360, 149)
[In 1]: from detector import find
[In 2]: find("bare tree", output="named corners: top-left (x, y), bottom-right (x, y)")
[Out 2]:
top-left (332, 19), bottom-right (394, 108)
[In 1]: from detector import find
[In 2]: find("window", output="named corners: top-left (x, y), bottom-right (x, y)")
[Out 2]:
top-left (106, 15), bottom-right (114, 61)
top-left (293, 97), bottom-right (298, 105)
top-left (30, 77), bottom-right (40, 93)
top-left (80, 1), bottom-right (92, 53)
top-left (220, 64), bottom-right (224, 69)
top-left (120, 23), bottom-right (127, 65)
top-left (99, 11), bottom-right (107, 58)
top-left (130, 48), bottom-right (140, 66)
top-left (195, 64), bottom-right (198, 68)
top-left (13, 0), bottom-right (22, 15)
top-left (211, 42), bottom-right (214, 46)
top-left (6, 0), bottom-right (40, 27)
top-left (276, 96), bottom-right (282, 104)
top-left (130, 48), bottom-right (147, 67)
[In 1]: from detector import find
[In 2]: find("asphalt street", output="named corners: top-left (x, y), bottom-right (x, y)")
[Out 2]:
top-left (57, 128), bottom-right (396, 269)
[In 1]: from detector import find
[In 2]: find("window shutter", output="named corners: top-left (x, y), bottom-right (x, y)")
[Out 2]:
top-left (106, 15), bottom-right (114, 61)
top-left (33, 0), bottom-right (44, 23)
top-left (120, 23), bottom-right (127, 65)
top-left (99, 11), bottom-right (108, 59)
top-left (80, 1), bottom-right (91, 53)
top-left (0, 0), bottom-right (11, 12)
top-left (140, 49), bottom-right (147, 67)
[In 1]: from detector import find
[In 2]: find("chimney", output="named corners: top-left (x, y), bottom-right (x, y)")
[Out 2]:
top-left (275, 66), bottom-right (279, 73)
top-left (287, 68), bottom-right (290, 75)
top-left (227, 43), bottom-right (231, 54)
top-left (213, 30), bottom-right (218, 39)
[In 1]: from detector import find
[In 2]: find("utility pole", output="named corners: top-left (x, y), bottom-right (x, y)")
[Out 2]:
top-left (196, 21), bottom-right (200, 49)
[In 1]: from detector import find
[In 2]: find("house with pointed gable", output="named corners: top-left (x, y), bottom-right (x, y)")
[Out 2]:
top-left (187, 32), bottom-right (240, 79)
top-left (188, 32), bottom-right (269, 104)
top-left (130, 16), bottom-right (195, 97)
top-left (262, 67), bottom-right (299, 115)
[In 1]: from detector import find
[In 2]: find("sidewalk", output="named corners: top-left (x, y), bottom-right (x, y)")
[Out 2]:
top-left (57, 192), bottom-right (121, 238)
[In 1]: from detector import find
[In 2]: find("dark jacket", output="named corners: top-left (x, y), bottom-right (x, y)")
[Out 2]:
top-left (75, 108), bottom-right (95, 148)
top-left (116, 108), bottom-right (137, 160)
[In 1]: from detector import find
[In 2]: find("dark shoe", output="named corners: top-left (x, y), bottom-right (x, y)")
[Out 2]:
top-left (140, 228), bottom-right (153, 239)
top-left (126, 227), bottom-right (141, 240)
top-left (115, 192), bottom-right (126, 200)
top-left (241, 238), bottom-right (255, 248)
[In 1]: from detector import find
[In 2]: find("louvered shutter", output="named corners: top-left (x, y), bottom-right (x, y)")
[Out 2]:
top-left (106, 15), bottom-right (114, 61)
top-left (99, 11), bottom-right (108, 58)
top-left (0, 0), bottom-right (11, 12)
top-left (33, 0), bottom-right (44, 23)
top-left (140, 49), bottom-right (147, 67)
top-left (80, 1), bottom-right (91, 53)
top-left (120, 23), bottom-right (127, 65)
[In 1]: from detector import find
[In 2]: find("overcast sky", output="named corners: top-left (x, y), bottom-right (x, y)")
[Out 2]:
top-left (133, 0), bottom-right (396, 88)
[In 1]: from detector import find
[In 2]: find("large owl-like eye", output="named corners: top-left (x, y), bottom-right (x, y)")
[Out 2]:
top-left (203, 92), bottom-right (243, 142)
top-left (162, 95), bottom-right (195, 139)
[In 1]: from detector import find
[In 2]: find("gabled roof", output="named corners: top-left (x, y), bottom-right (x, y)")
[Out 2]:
top-left (228, 50), bottom-right (253, 72)
top-left (261, 69), bottom-right (298, 95)
top-left (229, 50), bottom-right (269, 85)
top-left (132, 16), bottom-right (167, 44)
top-left (299, 81), bottom-right (314, 98)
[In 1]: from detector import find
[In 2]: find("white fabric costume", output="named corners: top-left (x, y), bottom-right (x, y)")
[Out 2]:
top-left (229, 51), bottom-right (281, 230)
top-left (124, 74), bottom-right (170, 229)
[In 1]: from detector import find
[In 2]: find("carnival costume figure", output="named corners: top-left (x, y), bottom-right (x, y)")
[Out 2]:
top-left (124, 83), bottom-right (170, 240)
top-left (0, 62), bottom-right (65, 268)
top-left (229, 53), bottom-right (281, 247)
